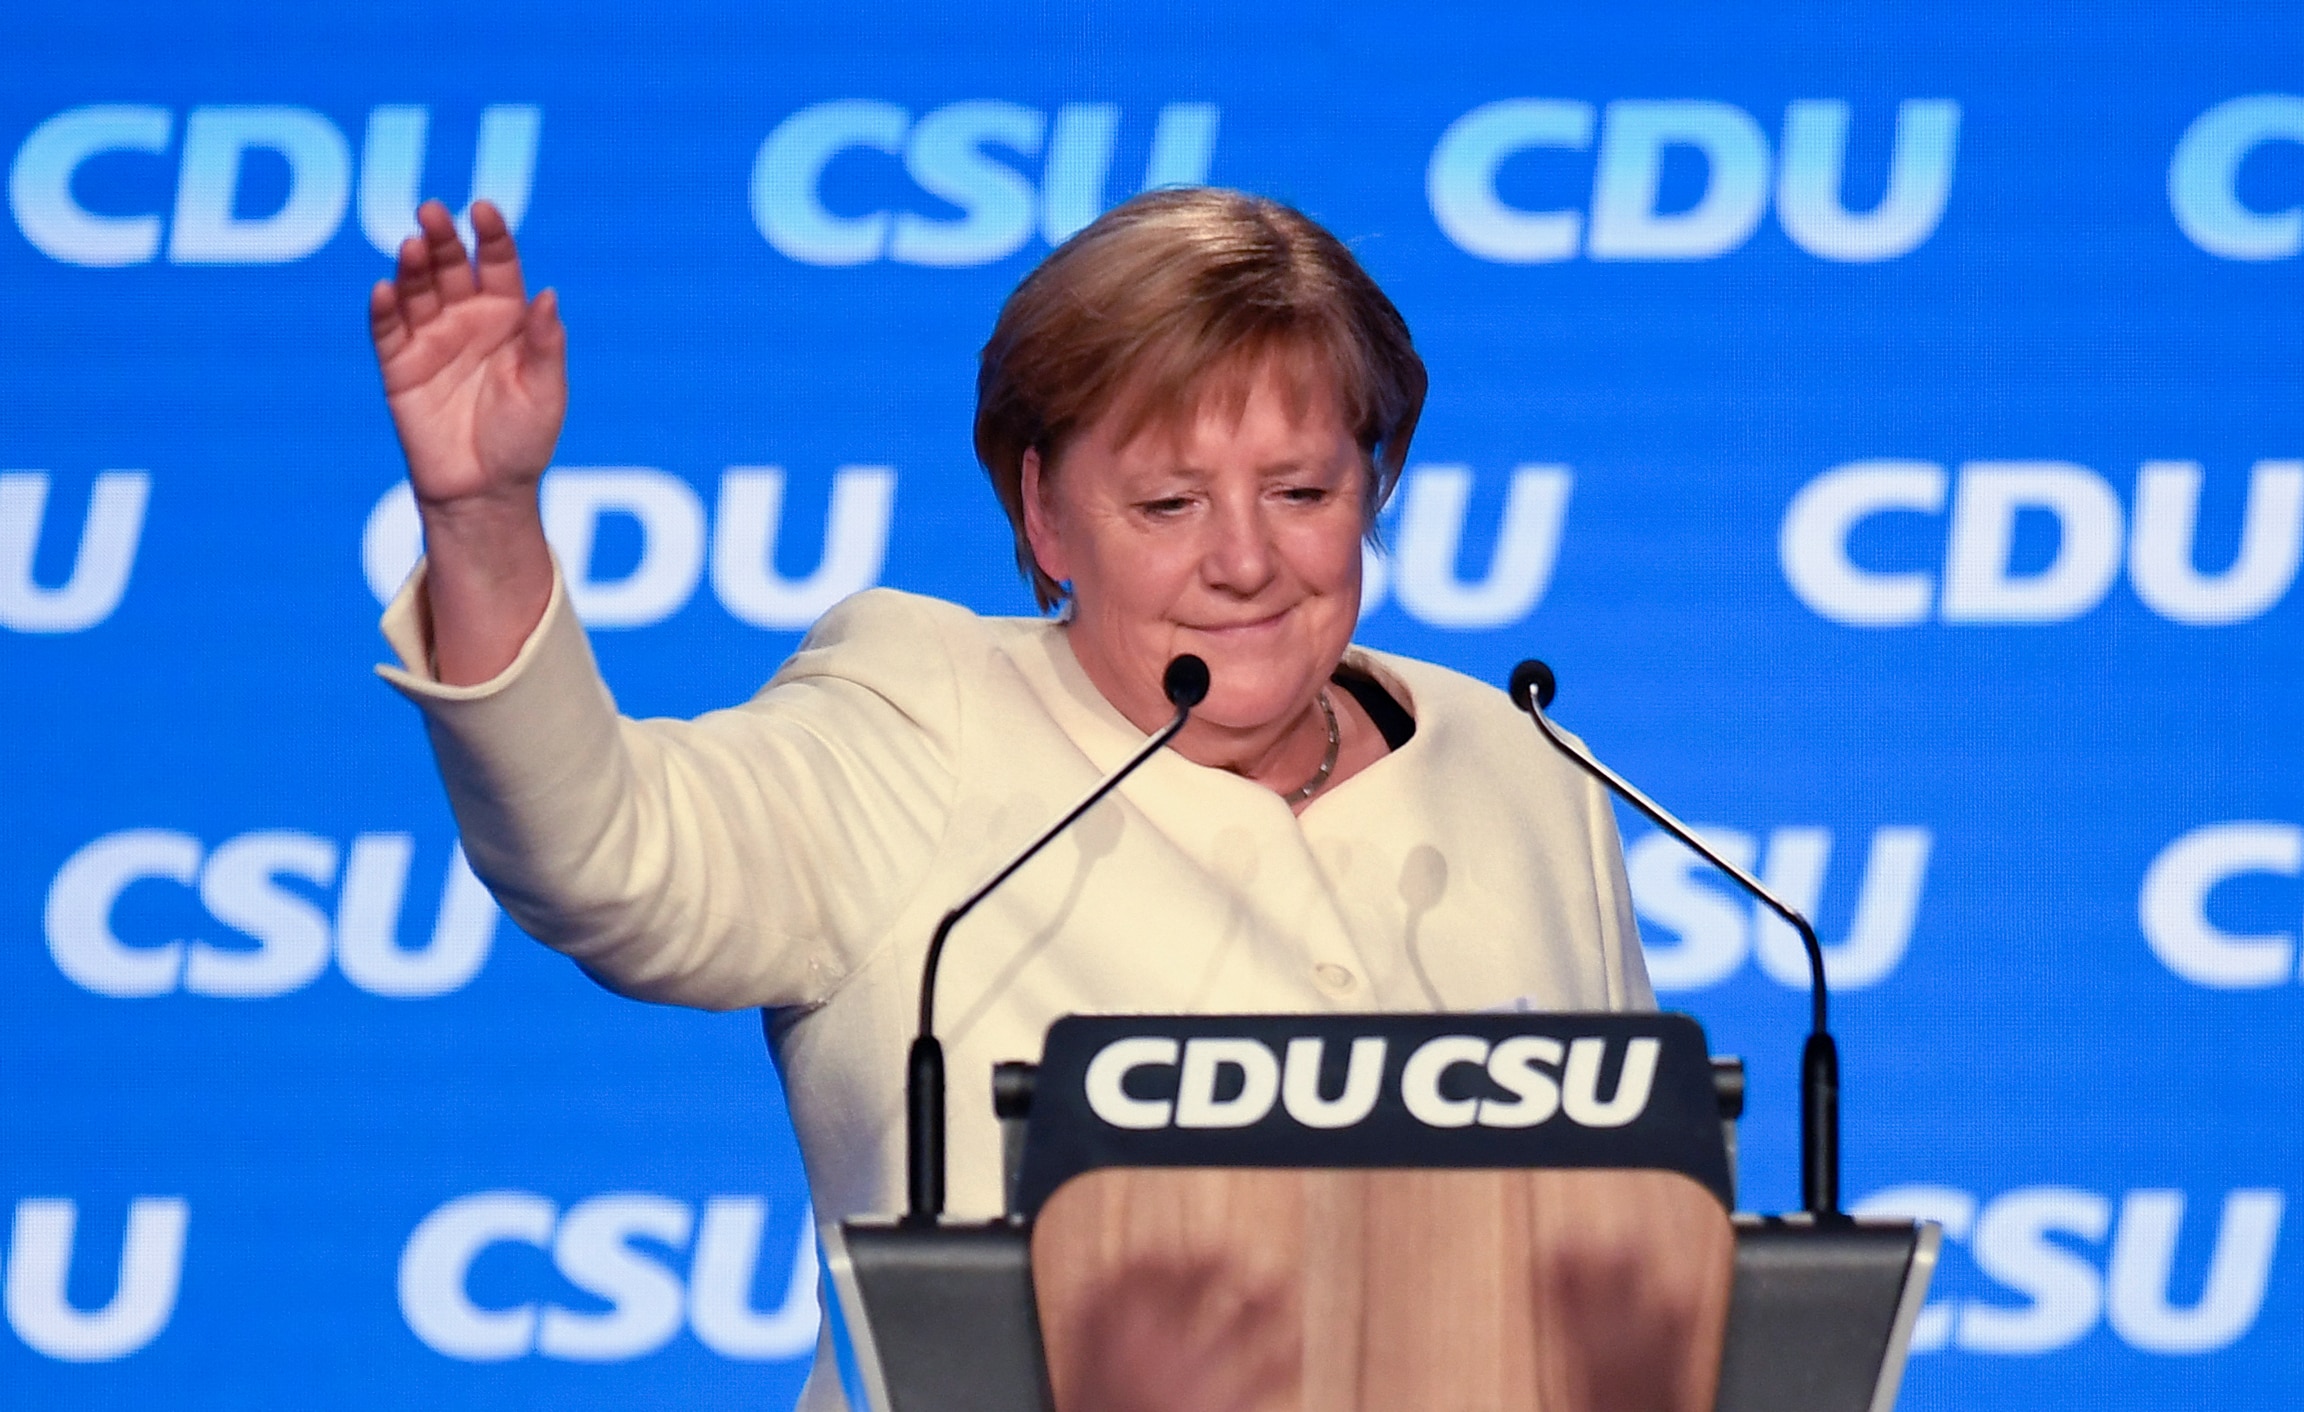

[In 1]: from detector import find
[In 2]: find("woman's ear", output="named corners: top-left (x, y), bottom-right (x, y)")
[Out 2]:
top-left (1021, 447), bottom-right (1072, 584)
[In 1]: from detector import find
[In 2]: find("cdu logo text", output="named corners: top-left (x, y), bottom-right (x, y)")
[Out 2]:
top-left (751, 101), bottom-right (1217, 267)
top-left (9, 105), bottom-right (538, 266)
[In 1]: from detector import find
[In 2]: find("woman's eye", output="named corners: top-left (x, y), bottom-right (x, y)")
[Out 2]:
top-left (1280, 486), bottom-right (1328, 504)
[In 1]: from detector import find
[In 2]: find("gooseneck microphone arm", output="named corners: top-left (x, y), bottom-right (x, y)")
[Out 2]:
top-left (905, 654), bottom-right (1211, 1224)
top-left (1508, 660), bottom-right (1841, 1217)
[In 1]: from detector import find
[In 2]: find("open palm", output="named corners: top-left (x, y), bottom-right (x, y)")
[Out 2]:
top-left (369, 199), bottom-right (566, 508)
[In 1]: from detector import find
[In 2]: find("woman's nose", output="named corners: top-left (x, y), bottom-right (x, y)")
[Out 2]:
top-left (1202, 496), bottom-right (1278, 594)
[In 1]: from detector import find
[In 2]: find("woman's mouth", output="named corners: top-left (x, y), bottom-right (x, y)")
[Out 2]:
top-left (1183, 609), bottom-right (1290, 639)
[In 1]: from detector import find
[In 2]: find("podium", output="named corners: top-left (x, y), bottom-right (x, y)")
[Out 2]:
top-left (829, 1014), bottom-right (1937, 1412)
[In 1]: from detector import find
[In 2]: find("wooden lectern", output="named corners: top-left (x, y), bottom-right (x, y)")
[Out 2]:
top-left (830, 1013), bottom-right (1936, 1412)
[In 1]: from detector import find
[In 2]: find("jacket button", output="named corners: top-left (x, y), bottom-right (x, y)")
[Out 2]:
top-left (1312, 962), bottom-right (1357, 993)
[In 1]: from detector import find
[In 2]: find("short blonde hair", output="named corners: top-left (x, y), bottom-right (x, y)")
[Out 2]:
top-left (975, 187), bottom-right (1428, 609)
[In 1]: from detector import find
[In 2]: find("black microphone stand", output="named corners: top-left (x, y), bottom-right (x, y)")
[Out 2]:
top-left (1509, 660), bottom-right (1841, 1218)
top-left (905, 655), bottom-right (1210, 1224)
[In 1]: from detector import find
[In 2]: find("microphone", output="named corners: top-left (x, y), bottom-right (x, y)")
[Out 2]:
top-left (1508, 659), bottom-right (1842, 1218)
top-left (905, 653), bottom-right (1210, 1223)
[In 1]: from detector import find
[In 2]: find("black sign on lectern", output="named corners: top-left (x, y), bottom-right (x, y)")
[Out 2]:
top-left (1013, 1012), bottom-right (1731, 1216)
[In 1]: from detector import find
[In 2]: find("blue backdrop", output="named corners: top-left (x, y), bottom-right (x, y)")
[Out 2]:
top-left (4, 1), bottom-right (2299, 1407)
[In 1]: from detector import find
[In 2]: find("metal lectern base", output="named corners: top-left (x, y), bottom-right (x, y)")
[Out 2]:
top-left (829, 1221), bottom-right (1051, 1412)
top-left (1718, 1215), bottom-right (1940, 1412)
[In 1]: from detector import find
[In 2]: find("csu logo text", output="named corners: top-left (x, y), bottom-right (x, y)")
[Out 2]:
top-left (8, 104), bottom-right (537, 267)
top-left (1361, 464), bottom-right (1569, 630)
top-left (46, 830), bottom-right (498, 999)
top-left (1782, 459), bottom-right (2302, 626)
top-left (1430, 99), bottom-right (1958, 263)
top-left (752, 101), bottom-right (1216, 267)
top-left (1858, 1184), bottom-right (2284, 1357)
top-left (398, 1192), bottom-right (816, 1362)
top-left (1629, 825), bottom-right (1932, 992)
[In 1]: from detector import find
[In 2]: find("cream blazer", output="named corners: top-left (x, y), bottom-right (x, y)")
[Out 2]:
top-left (380, 567), bottom-right (1653, 1402)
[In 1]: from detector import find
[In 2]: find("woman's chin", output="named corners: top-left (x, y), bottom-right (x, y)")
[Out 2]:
top-left (1192, 678), bottom-right (1322, 734)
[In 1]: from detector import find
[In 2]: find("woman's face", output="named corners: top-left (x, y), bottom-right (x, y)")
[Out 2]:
top-left (1024, 355), bottom-right (1367, 746)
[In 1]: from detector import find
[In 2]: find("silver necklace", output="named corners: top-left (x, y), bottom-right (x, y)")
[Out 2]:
top-left (1283, 689), bottom-right (1341, 803)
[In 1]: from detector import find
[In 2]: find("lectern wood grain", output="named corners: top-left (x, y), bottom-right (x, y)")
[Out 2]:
top-left (1032, 1168), bottom-right (1733, 1412)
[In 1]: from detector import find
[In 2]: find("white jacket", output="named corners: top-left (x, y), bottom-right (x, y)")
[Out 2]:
top-left (380, 567), bottom-right (1654, 1405)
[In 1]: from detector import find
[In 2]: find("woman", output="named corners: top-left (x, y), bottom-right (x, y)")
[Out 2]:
top-left (370, 186), bottom-right (1652, 1405)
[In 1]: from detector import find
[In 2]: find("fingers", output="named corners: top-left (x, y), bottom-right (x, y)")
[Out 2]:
top-left (395, 232), bottom-right (442, 327)
top-left (520, 287), bottom-right (566, 379)
top-left (418, 200), bottom-right (477, 304)
top-left (368, 279), bottom-right (408, 361)
top-left (471, 199), bottom-right (528, 300)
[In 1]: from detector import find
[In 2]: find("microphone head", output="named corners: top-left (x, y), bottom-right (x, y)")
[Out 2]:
top-left (1162, 654), bottom-right (1210, 709)
top-left (1509, 659), bottom-right (1558, 713)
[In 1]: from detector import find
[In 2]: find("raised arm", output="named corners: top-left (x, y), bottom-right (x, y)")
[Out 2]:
top-left (369, 198), bottom-right (564, 685)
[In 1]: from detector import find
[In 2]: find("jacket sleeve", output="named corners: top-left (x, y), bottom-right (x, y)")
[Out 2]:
top-left (375, 562), bottom-right (961, 1011)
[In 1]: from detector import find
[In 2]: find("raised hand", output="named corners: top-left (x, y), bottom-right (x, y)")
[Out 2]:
top-left (368, 199), bottom-right (562, 685)
top-left (370, 199), bottom-right (565, 508)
